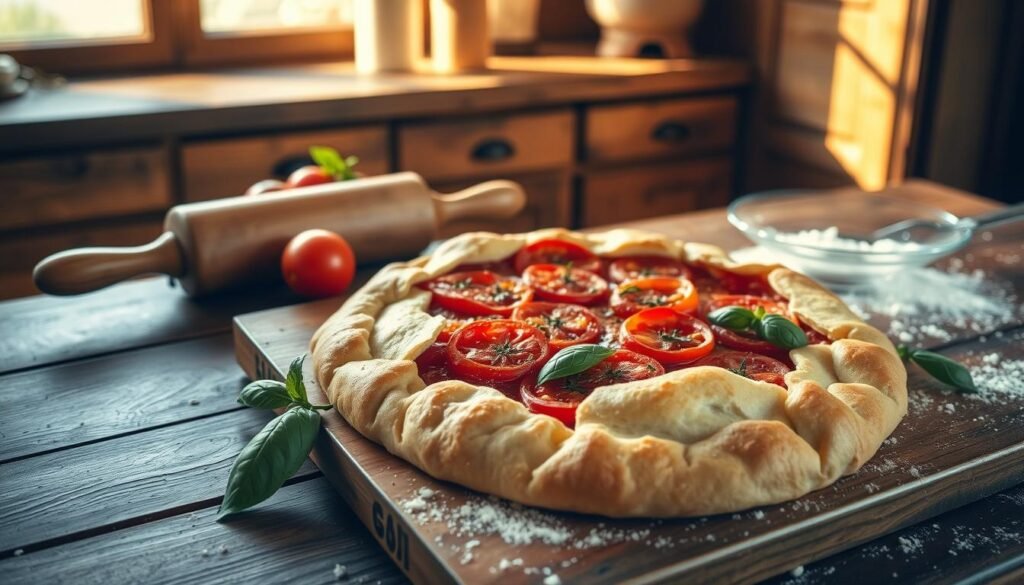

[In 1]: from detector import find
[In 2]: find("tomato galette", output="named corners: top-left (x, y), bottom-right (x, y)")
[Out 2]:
top-left (310, 229), bottom-right (907, 517)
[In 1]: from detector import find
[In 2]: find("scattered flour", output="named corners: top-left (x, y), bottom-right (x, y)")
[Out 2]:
top-left (333, 564), bottom-right (348, 580)
top-left (898, 535), bottom-right (924, 555)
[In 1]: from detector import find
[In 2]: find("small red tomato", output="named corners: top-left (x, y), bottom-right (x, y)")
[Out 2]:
top-left (245, 179), bottom-right (287, 196)
top-left (281, 229), bottom-right (356, 297)
top-left (287, 165), bottom-right (333, 188)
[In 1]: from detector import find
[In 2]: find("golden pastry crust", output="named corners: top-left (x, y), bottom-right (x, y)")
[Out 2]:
top-left (310, 228), bottom-right (907, 517)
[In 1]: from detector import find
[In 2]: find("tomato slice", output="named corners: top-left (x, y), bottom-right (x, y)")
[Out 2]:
top-left (608, 256), bottom-right (690, 283)
top-left (690, 350), bottom-right (790, 386)
top-left (703, 294), bottom-right (795, 357)
top-left (447, 320), bottom-right (548, 383)
top-left (522, 264), bottom-right (609, 305)
top-left (421, 270), bottom-right (532, 316)
top-left (520, 349), bottom-right (664, 426)
top-left (621, 307), bottom-right (715, 365)
top-left (610, 277), bottom-right (699, 318)
top-left (512, 302), bottom-right (602, 350)
top-left (513, 239), bottom-right (601, 274)
top-left (429, 304), bottom-right (501, 342)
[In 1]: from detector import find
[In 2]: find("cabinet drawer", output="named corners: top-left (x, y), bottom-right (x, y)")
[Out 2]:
top-left (435, 172), bottom-right (572, 239)
top-left (399, 110), bottom-right (575, 182)
top-left (0, 219), bottom-right (164, 300)
top-left (585, 96), bottom-right (737, 163)
top-left (581, 158), bottom-right (732, 227)
top-left (0, 147), bottom-right (171, 231)
top-left (182, 126), bottom-right (389, 202)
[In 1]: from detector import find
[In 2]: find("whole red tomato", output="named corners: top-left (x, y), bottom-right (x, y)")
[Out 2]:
top-left (287, 165), bottom-right (333, 188)
top-left (281, 229), bottom-right (356, 297)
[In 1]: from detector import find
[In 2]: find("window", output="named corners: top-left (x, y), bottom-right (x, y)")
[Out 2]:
top-left (200, 0), bottom-right (354, 35)
top-left (0, 0), bottom-right (355, 74)
top-left (0, 0), bottom-right (148, 47)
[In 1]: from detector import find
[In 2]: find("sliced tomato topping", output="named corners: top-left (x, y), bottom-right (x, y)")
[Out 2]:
top-left (689, 266), bottom-right (777, 297)
top-left (691, 350), bottom-right (790, 386)
top-left (522, 264), bottom-right (609, 305)
top-left (608, 256), bottom-right (690, 283)
top-left (513, 239), bottom-right (601, 274)
top-left (593, 306), bottom-right (624, 347)
top-left (415, 342), bottom-right (451, 385)
top-left (621, 307), bottom-right (715, 365)
top-left (703, 294), bottom-right (795, 358)
top-left (610, 277), bottom-right (699, 318)
top-left (511, 302), bottom-right (601, 350)
top-left (520, 349), bottom-right (664, 427)
top-left (421, 270), bottom-right (532, 317)
top-left (447, 319), bottom-right (548, 383)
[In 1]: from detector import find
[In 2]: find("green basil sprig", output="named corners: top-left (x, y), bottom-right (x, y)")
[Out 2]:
top-left (707, 306), bottom-right (808, 350)
top-left (309, 145), bottom-right (360, 181)
top-left (897, 346), bottom-right (977, 393)
top-left (537, 344), bottom-right (615, 385)
top-left (219, 356), bottom-right (332, 520)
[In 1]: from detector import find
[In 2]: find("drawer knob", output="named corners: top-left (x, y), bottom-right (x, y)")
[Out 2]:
top-left (651, 121), bottom-right (692, 143)
top-left (471, 138), bottom-right (516, 162)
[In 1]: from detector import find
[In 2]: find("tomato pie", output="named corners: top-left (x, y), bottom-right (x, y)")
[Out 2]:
top-left (310, 229), bottom-right (907, 517)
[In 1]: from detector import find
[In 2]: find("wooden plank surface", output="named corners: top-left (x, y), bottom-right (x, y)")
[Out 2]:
top-left (0, 278), bottom-right (299, 374)
top-left (0, 477), bottom-right (405, 585)
top-left (0, 408), bottom-right (317, 554)
top-left (0, 334), bottom-right (244, 463)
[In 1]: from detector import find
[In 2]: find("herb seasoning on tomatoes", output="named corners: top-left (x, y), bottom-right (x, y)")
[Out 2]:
top-left (447, 320), bottom-right (548, 383)
top-left (512, 302), bottom-right (602, 350)
top-left (610, 277), bottom-right (698, 318)
top-left (521, 349), bottom-right (664, 426)
top-left (621, 307), bottom-right (715, 365)
top-left (608, 256), bottom-right (690, 283)
top-left (422, 270), bottom-right (532, 316)
top-left (522, 264), bottom-right (609, 305)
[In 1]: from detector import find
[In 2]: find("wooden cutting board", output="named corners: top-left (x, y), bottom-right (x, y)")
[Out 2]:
top-left (233, 303), bottom-right (1024, 584)
top-left (232, 183), bottom-right (1024, 584)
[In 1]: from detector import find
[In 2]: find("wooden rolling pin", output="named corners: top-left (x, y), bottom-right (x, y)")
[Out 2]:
top-left (34, 172), bottom-right (526, 297)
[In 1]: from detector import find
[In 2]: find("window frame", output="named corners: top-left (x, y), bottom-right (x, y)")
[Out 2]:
top-left (1, 0), bottom-right (355, 75)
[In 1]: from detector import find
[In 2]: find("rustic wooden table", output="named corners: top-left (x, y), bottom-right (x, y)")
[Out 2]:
top-left (1, 181), bottom-right (1021, 584)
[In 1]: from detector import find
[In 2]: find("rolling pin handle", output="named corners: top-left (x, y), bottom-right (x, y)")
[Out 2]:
top-left (431, 180), bottom-right (527, 226)
top-left (33, 232), bottom-right (185, 296)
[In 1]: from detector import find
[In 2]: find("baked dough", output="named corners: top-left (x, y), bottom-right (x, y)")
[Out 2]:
top-left (310, 228), bottom-right (907, 517)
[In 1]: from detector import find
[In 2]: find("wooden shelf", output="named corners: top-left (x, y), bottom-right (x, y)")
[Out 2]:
top-left (0, 56), bottom-right (750, 154)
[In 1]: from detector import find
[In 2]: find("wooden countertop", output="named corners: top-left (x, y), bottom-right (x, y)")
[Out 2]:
top-left (0, 180), bottom-right (1021, 584)
top-left (0, 56), bottom-right (750, 154)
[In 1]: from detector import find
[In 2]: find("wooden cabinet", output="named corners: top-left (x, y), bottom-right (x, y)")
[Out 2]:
top-left (0, 147), bottom-right (171, 231)
top-left (0, 219), bottom-right (165, 299)
top-left (181, 126), bottom-right (389, 201)
top-left (580, 158), bottom-right (732, 227)
top-left (435, 171), bottom-right (572, 238)
top-left (586, 96), bottom-right (737, 164)
top-left (398, 110), bottom-right (575, 181)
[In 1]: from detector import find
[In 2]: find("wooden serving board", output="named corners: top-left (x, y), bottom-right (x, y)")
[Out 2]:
top-left (233, 183), bottom-right (1024, 584)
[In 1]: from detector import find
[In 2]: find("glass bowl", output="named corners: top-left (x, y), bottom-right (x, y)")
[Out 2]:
top-left (727, 190), bottom-right (974, 288)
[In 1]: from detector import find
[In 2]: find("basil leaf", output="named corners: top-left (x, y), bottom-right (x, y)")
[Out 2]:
top-left (758, 314), bottom-right (808, 350)
top-left (536, 344), bottom-right (615, 385)
top-left (910, 349), bottom-right (977, 393)
top-left (707, 306), bottom-right (757, 331)
top-left (285, 355), bottom-right (307, 405)
top-left (218, 406), bottom-right (321, 519)
top-left (238, 380), bottom-right (294, 410)
top-left (309, 146), bottom-right (359, 181)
